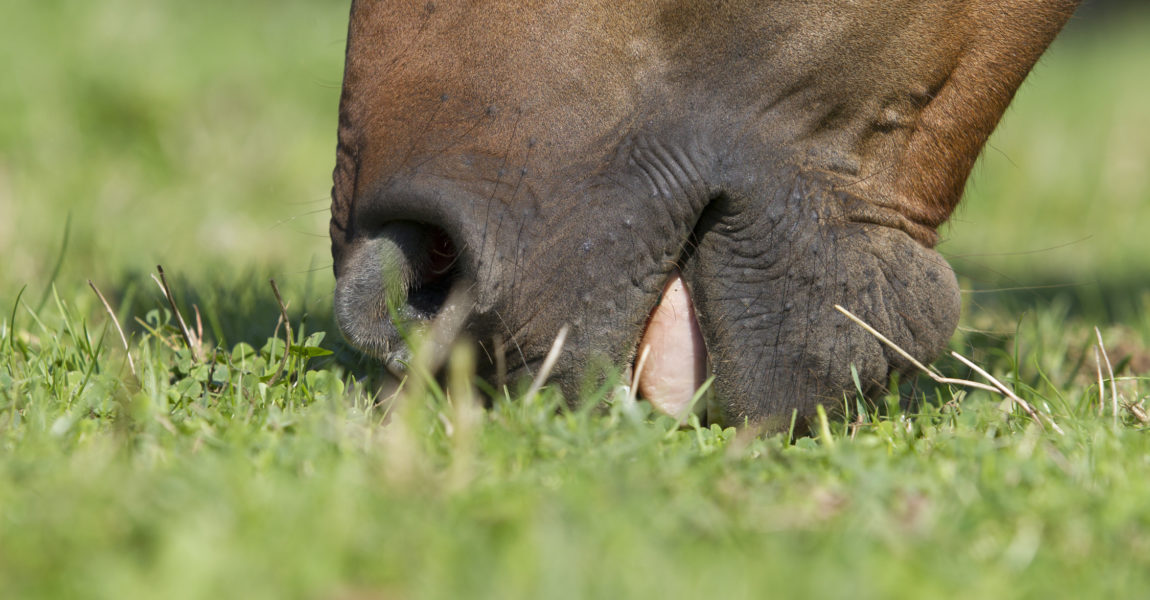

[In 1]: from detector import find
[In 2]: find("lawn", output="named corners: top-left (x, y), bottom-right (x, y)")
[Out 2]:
top-left (2, 3), bottom-right (1150, 599)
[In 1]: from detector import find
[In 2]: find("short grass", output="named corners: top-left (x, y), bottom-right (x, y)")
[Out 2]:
top-left (3, 3), bottom-right (1150, 599)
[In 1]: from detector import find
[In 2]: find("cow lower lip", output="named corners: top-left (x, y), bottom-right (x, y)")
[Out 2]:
top-left (635, 270), bottom-right (709, 420)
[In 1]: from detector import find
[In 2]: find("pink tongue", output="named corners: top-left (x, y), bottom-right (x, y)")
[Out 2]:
top-left (636, 270), bottom-right (708, 420)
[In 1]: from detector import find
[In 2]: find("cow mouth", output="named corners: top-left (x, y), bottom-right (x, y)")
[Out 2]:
top-left (633, 269), bottom-right (710, 421)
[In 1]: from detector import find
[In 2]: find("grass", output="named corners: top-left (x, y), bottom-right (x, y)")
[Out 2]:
top-left (5, 293), bottom-right (1150, 599)
top-left (3, 2), bottom-right (1150, 599)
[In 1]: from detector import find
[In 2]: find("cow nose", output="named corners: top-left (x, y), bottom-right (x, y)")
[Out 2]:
top-left (333, 220), bottom-right (462, 372)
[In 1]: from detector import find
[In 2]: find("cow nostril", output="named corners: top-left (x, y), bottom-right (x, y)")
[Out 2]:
top-left (423, 227), bottom-right (457, 283)
top-left (335, 219), bottom-right (467, 363)
top-left (406, 224), bottom-right (459, 318)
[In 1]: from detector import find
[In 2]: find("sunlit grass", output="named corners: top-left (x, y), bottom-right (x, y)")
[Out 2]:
top-left (4, 279), bottom-right (1150, 599)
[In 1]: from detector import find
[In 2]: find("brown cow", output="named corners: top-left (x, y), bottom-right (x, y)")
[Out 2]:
top-left (330, 1), bottom-right (1079, 430)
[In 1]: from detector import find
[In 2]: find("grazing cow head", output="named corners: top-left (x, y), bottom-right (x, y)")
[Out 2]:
top-left (330, 0), bottom-right (1079, 430)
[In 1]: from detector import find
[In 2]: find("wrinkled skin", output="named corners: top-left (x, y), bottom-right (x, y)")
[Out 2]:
top-left (331, 0), bottom-right (1079, 430)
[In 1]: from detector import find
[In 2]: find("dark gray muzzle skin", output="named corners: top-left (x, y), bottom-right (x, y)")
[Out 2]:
top-left (329, 1), bottom-right (1077, 431)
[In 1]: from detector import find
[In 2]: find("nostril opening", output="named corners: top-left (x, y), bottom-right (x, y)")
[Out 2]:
top-left (423, 227), bottom-right (458, 284)
top-left (407, 225), bottom-right (459, 318)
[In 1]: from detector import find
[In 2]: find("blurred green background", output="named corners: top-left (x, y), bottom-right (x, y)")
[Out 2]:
top-left (0, 0), bottom-right (1148, 330)
top-left (0, 0), bottom-right (346, 321)
top-left (943, 1), bottom-right (1150, 320)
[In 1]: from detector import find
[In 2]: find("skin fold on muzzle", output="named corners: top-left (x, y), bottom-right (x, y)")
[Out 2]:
top-left (329, 0), bottom-right (1079, 431)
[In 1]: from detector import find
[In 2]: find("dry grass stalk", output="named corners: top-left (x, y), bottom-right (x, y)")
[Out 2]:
top-left (849, 408), bottom-right (867, 441)
top-left (523, 324), bottom-right (569, 405)
top-left (266, 279), bottom-right (293, 387)
top-left (834, 304), bottom-right (1064, 435)
top-left (1094, 345), bottom-right (1105, 416)
top-left (193, 305), bottom-right (205, 349)
top-left (1095, 327), bottom-right (1118, 425)
top-left (948, 351), bottom-right (1064, 435)
top-left (88, 280), bottom-right (137, 378)
top-left (1127, 400), bottom-right (1150, 424)
top-left (833, 305), bottom-right (998, 394)
top-left (627, 344), bottom-right (651, 405)
top-left (1092, 329), bottom-right (1150, 425)
top-left (152, 265), bottom-right (201, 362)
